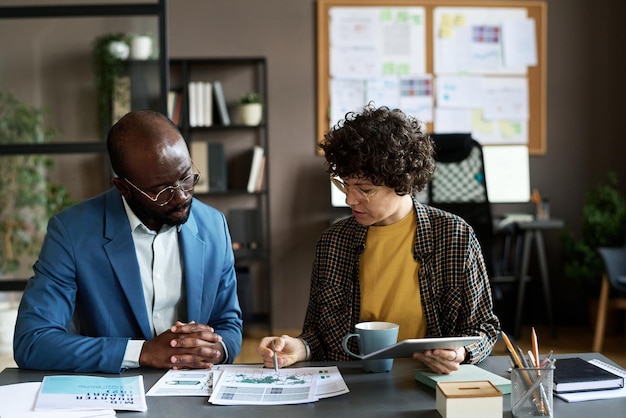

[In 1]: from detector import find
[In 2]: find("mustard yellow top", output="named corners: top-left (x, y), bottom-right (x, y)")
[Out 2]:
top-left (359, 210), bottom-right (427, 341)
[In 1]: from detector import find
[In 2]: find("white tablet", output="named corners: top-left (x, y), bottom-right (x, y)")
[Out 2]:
top-left (361, 336), bottom-right (481, 360)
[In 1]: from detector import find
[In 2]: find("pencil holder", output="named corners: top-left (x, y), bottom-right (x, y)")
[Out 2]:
top-left (511, 367), bottom-right (554, 417)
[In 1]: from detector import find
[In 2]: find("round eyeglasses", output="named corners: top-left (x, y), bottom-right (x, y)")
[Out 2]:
top-left (330, 176), bottom-right (380, 202)
top-left (124, 168), bottom-right (201, 206)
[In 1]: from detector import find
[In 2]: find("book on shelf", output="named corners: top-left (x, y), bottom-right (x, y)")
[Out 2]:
top-left (203, 82), bottom-right (213, 127)
top-left (190, 141), bottom-right (209, 193)
top-left (255, 154), bottom-right (266, 192)
top-left (188, 81), bottom-right (198, 127)
top-left (415, 364), bottom-right (512, 394)
top-left (167, 90), bottom-right (176, 119)
top-left (167, 90), bottom-right (183, 125)
top-left (228, 145), bottom-right (265, 193)
top-left (247, 145), bottom-right (265, 193)
top-left (212, 80), bottom-right (231, 126)
top-left (208, 142), bottom-right (227, 192)
top-left (553, 357), bottom-right (625, 393)
top-left (190, 141), bottom-right (227, 193)
top-left (195, 82), bottom-right (204, 127)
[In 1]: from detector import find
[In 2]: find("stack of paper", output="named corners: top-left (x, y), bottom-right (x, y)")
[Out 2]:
top-left (0, 381), bottom-right (115, 418)
top-left (146, 364), bottom-right (349, 405)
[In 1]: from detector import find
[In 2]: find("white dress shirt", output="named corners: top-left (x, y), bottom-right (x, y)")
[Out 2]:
top-left (121, 198), bottom-right (184, 368)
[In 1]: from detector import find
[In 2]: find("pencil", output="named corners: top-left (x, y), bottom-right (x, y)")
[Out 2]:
top-left (501, 331), bottom-right (524, 369)
top-left (531, 327), bottom-right (540, 368)
top-left (271, 339), bottom-right (279, 372)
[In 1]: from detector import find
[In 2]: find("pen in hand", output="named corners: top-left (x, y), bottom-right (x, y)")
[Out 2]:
top-left (272, 339), bottom-right (279, 372)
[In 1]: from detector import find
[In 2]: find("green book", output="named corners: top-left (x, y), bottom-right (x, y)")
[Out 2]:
top-left (415, 364), bottom-right (512, 394)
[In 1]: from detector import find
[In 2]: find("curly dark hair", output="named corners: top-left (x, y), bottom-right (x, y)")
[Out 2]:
top-left (319, 104), bottom-right (435, 195)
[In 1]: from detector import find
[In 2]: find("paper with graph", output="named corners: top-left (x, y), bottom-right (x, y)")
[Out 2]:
top-left (208, 366), bottom-right (348, 405)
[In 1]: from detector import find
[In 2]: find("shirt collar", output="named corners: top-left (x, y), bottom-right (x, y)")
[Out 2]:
top-left (121, 196), bottom-right (181, 234)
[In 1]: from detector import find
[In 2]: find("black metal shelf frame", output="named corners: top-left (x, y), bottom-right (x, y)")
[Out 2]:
top-left (0, 0), bottom-right (169, 155)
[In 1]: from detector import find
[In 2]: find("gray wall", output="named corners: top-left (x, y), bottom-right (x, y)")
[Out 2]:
top-left (2, 0), bottom-right (625, 330)
top-left (167, 0), bottom-right (626, 329)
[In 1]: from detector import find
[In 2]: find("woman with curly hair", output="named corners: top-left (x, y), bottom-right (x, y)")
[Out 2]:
top-left (258, 104), bottom-right (500, 374)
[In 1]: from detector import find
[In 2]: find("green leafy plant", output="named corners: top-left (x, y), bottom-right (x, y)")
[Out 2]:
top-left (561, 172), bottom-right (626, 294)
top-left (92, 32), bottom-right (131, 137)
top-left (237, 92), bottom-right (262, 105)
top-left (0, 91), bottom-right (75, 277)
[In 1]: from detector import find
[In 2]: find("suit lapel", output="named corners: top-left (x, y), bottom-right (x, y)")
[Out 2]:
top-left (180, 212), bottom-right (205, 322)
top-left (102, 189), bottom-right (153, 339)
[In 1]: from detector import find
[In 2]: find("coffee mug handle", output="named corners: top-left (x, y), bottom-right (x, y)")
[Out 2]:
top-left (341, 333), bottom-right (364, 359)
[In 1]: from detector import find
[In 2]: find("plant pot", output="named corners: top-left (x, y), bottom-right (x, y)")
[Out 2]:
top-left (131, 36), bottom-right (153, 60)
top-left (239, 103), bottom-right (263, 126)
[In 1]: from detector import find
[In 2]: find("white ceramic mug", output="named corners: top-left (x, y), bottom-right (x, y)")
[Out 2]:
top-left (342, 321), bottom-right (399, 373)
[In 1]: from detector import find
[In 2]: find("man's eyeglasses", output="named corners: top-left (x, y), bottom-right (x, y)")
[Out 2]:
top-left (124, 164), bottom-right (201, 206)
top-left (330, 176), bottom-right (380, 202)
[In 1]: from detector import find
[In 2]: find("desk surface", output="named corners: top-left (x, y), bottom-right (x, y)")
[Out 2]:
top-left (1, 353), bottom-right (623, 417)
top-left (515, 218), bottom-right (565, 230)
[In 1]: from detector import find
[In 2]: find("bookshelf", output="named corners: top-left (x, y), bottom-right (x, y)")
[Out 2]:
top-left (0, 1), bottom-right (169, 289)
top-left (169, 57), bottom-right (271, 331)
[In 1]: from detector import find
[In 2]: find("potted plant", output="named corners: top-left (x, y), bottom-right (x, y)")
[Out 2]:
top-left (237, 92), bottom-right (263, 126)
top-left (0, 90), bottom-right (74, 353)
top-left (561, 172), bottom-right (626, 297)
top-left (92, 32), bottom-right (131, 137)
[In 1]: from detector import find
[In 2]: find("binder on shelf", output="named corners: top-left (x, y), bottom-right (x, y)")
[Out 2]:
top-left (207, 142), bottom-right (227, 192)
top-left (190, 141), bottom-right (209, 193)
top-left (212, 80), bottom-right (231, 126)
top-left (228, 208), bottom-right (262, 258)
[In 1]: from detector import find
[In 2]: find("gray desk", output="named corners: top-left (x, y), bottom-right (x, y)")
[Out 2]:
top-left (1, 353), bottom-right (624, 417)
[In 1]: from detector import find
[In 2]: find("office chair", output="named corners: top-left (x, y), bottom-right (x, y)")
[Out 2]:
top-left (592, 245), bottom-right (626, 352)
top-left (427, 133), bottom-right (524, 330)
top-left (428, 133), bottom-right (500, 276)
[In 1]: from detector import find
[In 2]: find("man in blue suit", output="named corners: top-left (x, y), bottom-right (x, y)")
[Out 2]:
top-left (13, 110), bottom-right (242, 373)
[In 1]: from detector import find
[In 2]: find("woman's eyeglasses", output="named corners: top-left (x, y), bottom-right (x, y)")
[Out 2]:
top-left (330, 176), bottom-right (380, 202)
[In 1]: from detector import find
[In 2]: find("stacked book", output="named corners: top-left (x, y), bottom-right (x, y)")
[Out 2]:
top-left (553, 357), bottom-right (625, 402)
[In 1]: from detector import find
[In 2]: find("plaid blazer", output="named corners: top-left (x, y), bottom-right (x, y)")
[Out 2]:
top-left (299, 199), bottom-right (500, 364)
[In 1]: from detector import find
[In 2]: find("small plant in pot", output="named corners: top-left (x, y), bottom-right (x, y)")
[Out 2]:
top-left (237, 92), bottom-right (263, 126)
top-left (92, 32), bottom-right (131, 137)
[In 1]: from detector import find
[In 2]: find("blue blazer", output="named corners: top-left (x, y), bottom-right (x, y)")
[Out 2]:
top-left (14, 188), bottom-right (242, 373)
